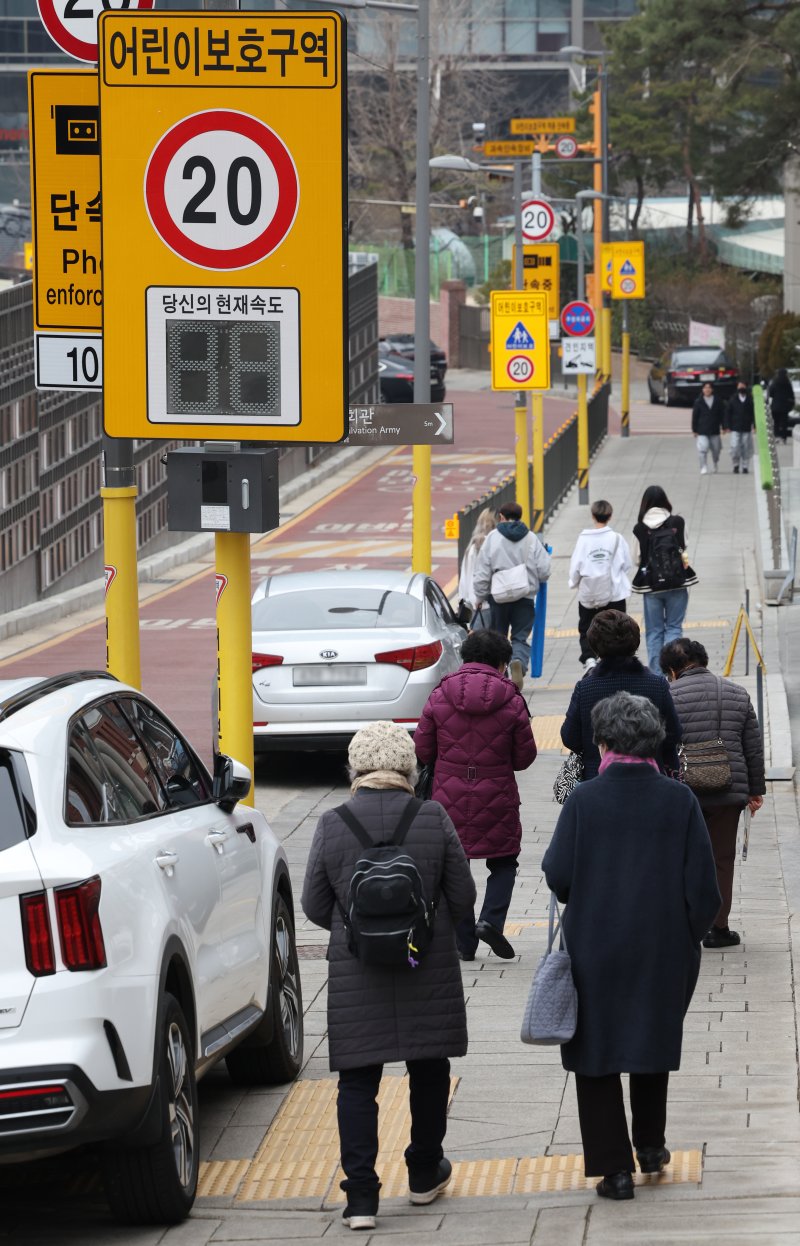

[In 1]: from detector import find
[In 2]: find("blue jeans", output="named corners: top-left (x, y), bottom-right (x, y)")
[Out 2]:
top-left (489, 596), bottom-right (535, 669)
top-left (643, 589), bottom-right (688, 671)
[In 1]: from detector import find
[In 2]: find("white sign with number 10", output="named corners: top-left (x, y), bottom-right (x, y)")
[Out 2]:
top-left (36, 333), bottom-right (103, 390)
top-left (520, 197), bottom-right (555, 243)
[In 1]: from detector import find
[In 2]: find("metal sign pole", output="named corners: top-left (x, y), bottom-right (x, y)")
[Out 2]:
top-left (530, 150), bottom-right (545, 532)
top-left (411, 0), bottom-right (432, 574)
top-left (513, 158), bottom-right (530, 524)
top-left (101, 433), bottom-right (141, 688)
top-left (576, 205), bottom-right (589, 503)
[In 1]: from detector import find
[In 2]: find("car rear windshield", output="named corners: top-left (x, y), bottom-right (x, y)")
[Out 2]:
top-left (252, 588), bottom-right (422, 631)
top-left (0, 750), bottom-right (34, 852)
top-left (671, 350), bottom-right (723, 367)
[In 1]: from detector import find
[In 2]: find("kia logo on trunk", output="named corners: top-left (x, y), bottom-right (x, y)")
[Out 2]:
top-left (320, 650), bottom-right (337, 659)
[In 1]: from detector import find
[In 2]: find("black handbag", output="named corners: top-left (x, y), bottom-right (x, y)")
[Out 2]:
top-left (678, 677), bottom-right (732, 793)
top-left (456, 599), bottom-right (474, 628)
top-left (415, 763), bottom-right (435, 801)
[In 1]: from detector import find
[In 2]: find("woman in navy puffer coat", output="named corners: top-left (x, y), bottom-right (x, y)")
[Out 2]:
top-left (415, 629), bottom-right (537, 961)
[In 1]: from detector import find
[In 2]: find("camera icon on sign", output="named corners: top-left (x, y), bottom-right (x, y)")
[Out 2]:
top-left (54, 105), bottom-right (100, 155)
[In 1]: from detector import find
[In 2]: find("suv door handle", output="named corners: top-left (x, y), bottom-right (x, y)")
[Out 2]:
top-left (206, 828), bottom-right (228, 854)
top-left (155, 850), bottom-right (178, 876)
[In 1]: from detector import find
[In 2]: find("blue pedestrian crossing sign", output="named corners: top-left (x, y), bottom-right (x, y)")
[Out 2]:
top-left (620, 259), bottom-right (636, 274)
top-left (506, 321), bottom-right (535, 350)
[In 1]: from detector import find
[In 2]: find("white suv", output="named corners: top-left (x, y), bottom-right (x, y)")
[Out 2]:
top-left (0, 671), bottom-right (303, 1224)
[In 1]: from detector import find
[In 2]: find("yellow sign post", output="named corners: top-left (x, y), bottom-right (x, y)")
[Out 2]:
top-left (98, 10), bottom-right (346, 444)
top-left (512, 243), bottom-right (560, 325)
top-left (490, 292), bottom-right (550, 392)
top-left (28, 70), bottom-right (103, 390)
top-left (510, 117), bottom-right (576, 134)
top-left (609, 240), bottom-right (646, 300)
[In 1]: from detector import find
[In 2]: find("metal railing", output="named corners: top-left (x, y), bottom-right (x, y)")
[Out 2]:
top-left (456, 383), bottom-right (610, 564)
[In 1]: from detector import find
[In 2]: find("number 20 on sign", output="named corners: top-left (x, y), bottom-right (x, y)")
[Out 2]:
top-left (98, 11), bottom-right (346, 443)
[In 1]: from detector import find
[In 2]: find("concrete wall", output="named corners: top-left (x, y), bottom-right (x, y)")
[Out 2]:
top-left (379, 281), bottom-right (467, 365)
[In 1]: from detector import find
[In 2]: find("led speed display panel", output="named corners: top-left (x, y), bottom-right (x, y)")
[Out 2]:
top-left (166, 320), bottom-right (280, 419)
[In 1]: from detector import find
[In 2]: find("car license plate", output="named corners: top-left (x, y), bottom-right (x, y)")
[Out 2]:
top-left (700, 373), bottom-right (715, 381)
top-left (293, 665), bottom-right (367, 687)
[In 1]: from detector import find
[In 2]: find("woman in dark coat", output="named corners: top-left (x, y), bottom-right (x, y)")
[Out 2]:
top-left (661, 637), bottom-right (766, 949)
top-left (302, 719), bottom-right (475, 1231)
top-left (560, 609), bottom-right (681, 780)
top-left (543, 692), bottom-right (720, 1201)
top-left (767, 368), bottom-right (795, 443)
top-left (414, 628), bottom-right (537, 961)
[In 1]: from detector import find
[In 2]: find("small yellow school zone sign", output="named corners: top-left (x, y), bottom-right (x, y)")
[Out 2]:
top-left (98, 10), bottom-right (346, 442)
top-left (490, 291), bottom-right (550, 391)
top-left (608, 240), bottom-right (645, 300)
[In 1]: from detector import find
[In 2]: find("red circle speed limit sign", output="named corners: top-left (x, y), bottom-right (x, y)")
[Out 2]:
top-left (37, 0), bottom-right (154, 63)
top-left (520, 198), bottom-right (555, 243)
top-left (555, 135), bottom-right (579, 160)
top-left (507, 354), bottom-right (534, 384)
top-left (145, 110), bottom-right (299, 271)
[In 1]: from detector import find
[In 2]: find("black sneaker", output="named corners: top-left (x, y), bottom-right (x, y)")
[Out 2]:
top-left (408, 1157), bottom-right (452, 1205)
top-left (343, 1196), bottom-right (378, 1231)
top-left (637, 1146), bottom-right (671, 1173)
top-left (733, 465), bottom-right (740, 474)
top-left (475, 920), bottom-right (515, 959)
top-left (596, 1171), bottom-right (634, 1200)
top-left (703, 926), bottom-right (741, 949)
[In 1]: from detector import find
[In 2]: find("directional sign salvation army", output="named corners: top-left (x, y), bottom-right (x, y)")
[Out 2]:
top-left (38, 0), bottom-right (154, 63)
top-left (98, 11), bottom-right (346, 444)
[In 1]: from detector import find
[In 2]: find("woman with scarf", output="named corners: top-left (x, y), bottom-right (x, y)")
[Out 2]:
top-left (544, 692), bottom-right (720, 1202)
top-left (302, 720), bottom-right (475, 1232)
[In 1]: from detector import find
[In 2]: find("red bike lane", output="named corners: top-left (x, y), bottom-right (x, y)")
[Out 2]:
top-left (0, 387), bottom-right (587, 759)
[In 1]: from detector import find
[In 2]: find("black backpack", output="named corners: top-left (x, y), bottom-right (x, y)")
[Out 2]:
top-left (646, 526), bottom-right (685, 591)
top-left (335, 797), bottom-right (435, 969)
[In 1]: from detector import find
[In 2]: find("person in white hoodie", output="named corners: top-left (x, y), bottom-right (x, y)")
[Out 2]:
top-left (631, 485), bottom-right (698, 670)
top-left (568, 500), bottom-right (633, 670)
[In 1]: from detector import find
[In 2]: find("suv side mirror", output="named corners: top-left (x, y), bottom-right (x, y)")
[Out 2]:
top-left (213, 754), bottom-right (251, 812)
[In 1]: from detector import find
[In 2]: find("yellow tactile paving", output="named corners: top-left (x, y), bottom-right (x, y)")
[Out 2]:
top-left (503, 920), bottom-right (548, 936)
top-left (530, 716), bottom-right (568, 751)
top-left (515, 1149), bottom-right (702, 1193)
top-left (329, 1156), bottom-right (519, 1202)
top-left (545, 619), bottom-right (728, 640)
top-left (197, 1159), bottom-right (251, 1198)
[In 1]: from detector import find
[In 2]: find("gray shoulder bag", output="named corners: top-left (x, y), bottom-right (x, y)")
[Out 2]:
top-left (678, 676), bottom-right (732, 793)
top-left (520, 893), bottom-right (578, 1045)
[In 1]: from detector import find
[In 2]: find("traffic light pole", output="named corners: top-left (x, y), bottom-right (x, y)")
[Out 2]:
top-left (101, 434), bottom-right (141, 688)
top-left (513, 158), bottom-right (530, 525)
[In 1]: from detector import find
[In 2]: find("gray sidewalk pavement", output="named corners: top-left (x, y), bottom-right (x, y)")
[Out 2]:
top-left (4, 424), bottom-right (800, 1246)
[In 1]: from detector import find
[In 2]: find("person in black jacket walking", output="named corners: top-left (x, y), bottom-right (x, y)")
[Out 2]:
top-left (691, 382), bottom-right (727, 474)
top-left (302, 720), bottom-right (476, 1231)
top-left (544, 692), bottom-right (720, 1201)
top-left (767, 368), bottom-right (795, 443)
top-left (560, 610), bottom-right (681, 780)
top-left (661, 638), bottom-right (766, 949)
top-left (724, 382), bottom-right (755, 473)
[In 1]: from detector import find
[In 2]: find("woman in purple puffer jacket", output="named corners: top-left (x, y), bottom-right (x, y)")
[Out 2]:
top-left (414, 629), bottom-right (537, 962)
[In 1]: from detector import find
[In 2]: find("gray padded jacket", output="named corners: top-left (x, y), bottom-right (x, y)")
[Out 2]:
top-left (301, 788), bottom-right (476, 1071)
top-left (668, 666), bottom-right (766, 807)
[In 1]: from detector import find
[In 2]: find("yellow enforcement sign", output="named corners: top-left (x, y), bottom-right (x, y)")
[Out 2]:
top-left (490, 291), bottom-right (549, 392)
top-left (98, 11), bottom-right (346, 443)
top-left (608, 240), bottom-right (645, 300)
top-left (512, 243), bottom-right (560, 324)
top-left (600, 242), bottom-right (613, 292)
top-left (510, 117), bottom-right (575, 135)
top-left (484, 140), bottom-right (535, 158)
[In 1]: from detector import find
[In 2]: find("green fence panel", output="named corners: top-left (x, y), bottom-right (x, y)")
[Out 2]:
top-left (753, 384), bottom-right (773, 491)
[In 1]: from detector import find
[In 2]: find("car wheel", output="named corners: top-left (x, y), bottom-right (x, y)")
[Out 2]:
top-left (102, 993), bottom-right (199, 1225)
top-left (647, 381), bottom-right (658, 403)
top-left (664, 387), bottom-right (674, 406)
top-left (226, 894), bottom-right (304, 1086)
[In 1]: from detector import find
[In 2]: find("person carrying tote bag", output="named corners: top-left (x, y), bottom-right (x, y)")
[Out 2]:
top-left (661, 638), bottom-right (765, 950)
top-left (520, 893), bottom-right (577, 1045)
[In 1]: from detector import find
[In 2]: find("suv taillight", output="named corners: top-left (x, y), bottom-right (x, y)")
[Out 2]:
top-left (375, 640), bottom-right (443, 671)
top-left (55, 876), bottom-right (107, 971)
top-left (20, 892), bottom-right (56, 977)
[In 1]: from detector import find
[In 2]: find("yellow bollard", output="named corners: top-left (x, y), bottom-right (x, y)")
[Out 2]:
top-left (602, 305), bottom-right (612, 381)
top-left (621, 329), bottom-right (631, 437)
top-left (515, 398), bottom-right (530, 525)
top-left (411, 445), bottom-right (432, 575)
top-left (101, 484), bottom-right (141, 689)
top-left (531, 392), bottom-right (544, 533)
top-left (577, 372), bottom-right (589, 505)
top-left (215, 531), bottom-right (255, 807)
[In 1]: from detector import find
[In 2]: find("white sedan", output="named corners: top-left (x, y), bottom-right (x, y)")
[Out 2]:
top-left (0, 671), bottom-right (302, 1224)
top-left (250, 570), bottom-right (467, 751)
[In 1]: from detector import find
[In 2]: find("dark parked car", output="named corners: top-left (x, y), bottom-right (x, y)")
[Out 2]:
top-left (379, 333), bottom-right (448, 384)
top-left (648, 347), bottom-right (739, 406)
top-left (378, 346), bottom-right (446, 404)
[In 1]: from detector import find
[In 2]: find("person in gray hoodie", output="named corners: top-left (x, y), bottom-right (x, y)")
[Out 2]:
top-left (631, 486), bottom-right (697, 671)
top-left (473, 500), bottom-right (551, 689)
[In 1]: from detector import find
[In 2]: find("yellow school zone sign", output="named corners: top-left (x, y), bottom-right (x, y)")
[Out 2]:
top-left (98, 10), bottom-right (346, 442)
top-left (608, 240), bottom-right (646, 300)
top-left (513, 243), bottom-right (560, 324)
top-left (490, 291), bottom-right (550, 391)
